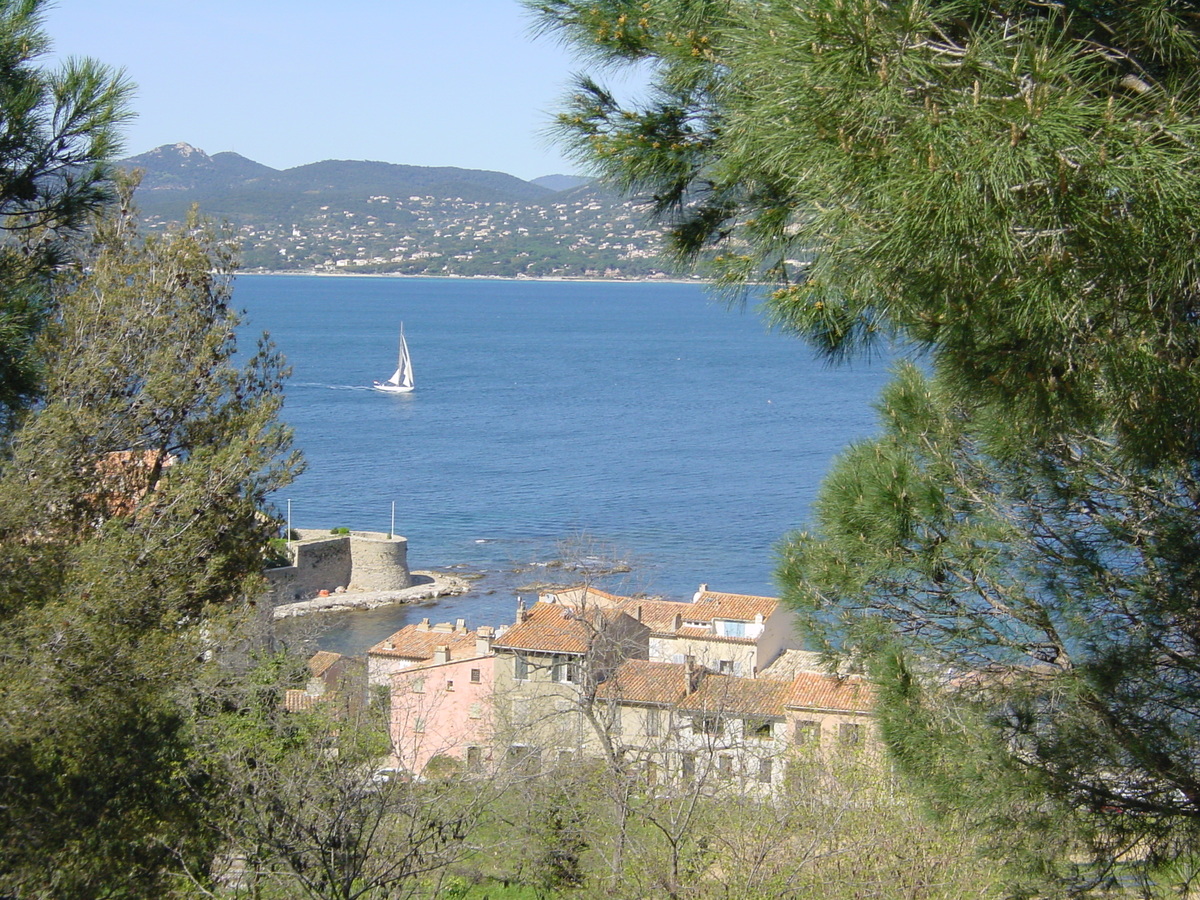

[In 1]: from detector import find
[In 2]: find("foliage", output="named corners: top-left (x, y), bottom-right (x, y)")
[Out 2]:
top-left (529, 0), bottom-right (1200, 892)
top-left (781, 364), bottom-right (1200, 890)
top-left (0, 0), bottom-right (131, 431)
top-left (194, 650), bottom-right (496, 900)
top-left (454, 749), bottom-right (1002, 900)
top-left (531, 0), bottom-right (1200, 462)
top-left (0, 186), bottom-right (299, 897)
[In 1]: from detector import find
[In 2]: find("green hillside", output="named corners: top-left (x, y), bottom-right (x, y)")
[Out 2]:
top-left (120, 144), bottom-right (682, 279)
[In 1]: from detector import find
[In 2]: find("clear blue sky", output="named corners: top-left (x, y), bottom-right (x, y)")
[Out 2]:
top-left (43, 1), bottom-right (623, 181)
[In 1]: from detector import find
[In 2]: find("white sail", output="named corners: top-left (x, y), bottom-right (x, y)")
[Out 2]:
top-left (374, 324), bottom-right (415, 393)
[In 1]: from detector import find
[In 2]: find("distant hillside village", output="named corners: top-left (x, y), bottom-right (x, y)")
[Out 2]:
top-left (120, 143), bottom-right (689, 279)
top-left (294, 582), bottom-right (876, 795)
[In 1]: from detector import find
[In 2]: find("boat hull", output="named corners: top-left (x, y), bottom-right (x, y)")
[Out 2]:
top-left (373, 382), bottom-right (414, 394)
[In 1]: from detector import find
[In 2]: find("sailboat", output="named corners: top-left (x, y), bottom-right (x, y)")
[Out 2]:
top-left (373, 324), bottom-right (415, 393)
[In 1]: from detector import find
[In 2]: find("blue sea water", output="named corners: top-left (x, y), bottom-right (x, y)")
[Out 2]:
top-left (234, 274), bottom-right (893, 654)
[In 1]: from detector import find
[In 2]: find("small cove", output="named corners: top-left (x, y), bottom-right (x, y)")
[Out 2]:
top-left (237, 275), bottom-right (894, 655)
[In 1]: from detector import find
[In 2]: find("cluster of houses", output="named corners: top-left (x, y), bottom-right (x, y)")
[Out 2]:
top-left (319, 584), bottom-right (877, 793)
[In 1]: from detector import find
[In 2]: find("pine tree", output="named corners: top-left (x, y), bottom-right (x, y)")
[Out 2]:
top-left (531, 0), bottom-right (1200, 889)
top-left (0, 0), bottom-right (131, 431)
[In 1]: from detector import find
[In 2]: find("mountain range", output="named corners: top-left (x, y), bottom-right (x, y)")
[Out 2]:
top-left (120, 143), bottom-right (589, 223)
top-left (115, 143), bottom-right (674, 279)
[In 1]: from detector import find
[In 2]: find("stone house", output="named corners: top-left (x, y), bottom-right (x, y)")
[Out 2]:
top-left (596, 656), bottom-right (876, 794)
top-left (490, 600), bottom-right (650, 769)
top-left (541, 583), bottom-right (801, 677)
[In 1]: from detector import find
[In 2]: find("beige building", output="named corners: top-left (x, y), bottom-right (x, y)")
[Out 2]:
top-left (596, 656), bottom-right (876, 794)
top-left (541, 583), bottom-right (801, 677)
top-left (490, 600), bottom-right (650, 768)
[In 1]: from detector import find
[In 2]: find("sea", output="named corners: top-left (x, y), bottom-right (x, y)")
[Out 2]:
top-left (233, 274), bottom-right (895, 656)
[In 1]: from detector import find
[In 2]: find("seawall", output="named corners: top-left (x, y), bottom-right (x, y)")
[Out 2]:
top-left (264, 528), bottom-right (411, 604)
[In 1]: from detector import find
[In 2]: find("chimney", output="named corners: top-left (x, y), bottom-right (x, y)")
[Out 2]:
top-left (673, 613), bottom-right (683, 633)
top-left (693, 583), bottom-right (708, 602)
top-left (683, 655), bottom-right (700, 695)
top-left (433, 645), bottom-right (450, 665)
top-left (476, 626), bottom-right (494, 656)
top-left (417, 618), bottom-right (430, 632)
top-left (516, 597), bottom-right (528, 623)
top-left (636, 604), bottom-right (642, 622)
top-left (456, 618), bottom-right (466, 632)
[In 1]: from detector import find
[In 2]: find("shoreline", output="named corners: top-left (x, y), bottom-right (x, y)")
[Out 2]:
top-left (272, 570), bottom-right (472, 619)
top-left (239, 269), bottom-right (708, 286)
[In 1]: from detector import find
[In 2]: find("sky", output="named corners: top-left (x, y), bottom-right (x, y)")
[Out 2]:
top-left (42, 1), bottom-right (630, 182)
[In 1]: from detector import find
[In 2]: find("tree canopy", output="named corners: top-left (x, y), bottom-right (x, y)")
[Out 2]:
top-left (530, 0), bottom-right (1200, 891)
top-left (533, 0), bottom-right (1200, 463)
top-left (0, 184), bottom-right (301, 896)
top-left (0, 0), bottom-right (131, 430)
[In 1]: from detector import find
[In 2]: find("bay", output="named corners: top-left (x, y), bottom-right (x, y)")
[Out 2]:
top-left (234, 274), bottom-right (893, 655)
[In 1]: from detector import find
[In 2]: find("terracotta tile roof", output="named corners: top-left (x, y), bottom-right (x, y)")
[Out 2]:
top-left (758, 649), bottom-right (830, 681)
top-left (540, 585), bottom-right (635, 609)
top-left (613, 593), bottom-right (780, 636)
top-left (691, 590), bottom-right (779, 622)
top-left (596, 660), bottom-right (876, 719)
top-left (618, 599), bottom-right (693, 634)
top-left (367, 622), bottom-right (479, 661)
top-left (308, 650), bottom-right (342, 678)
top-left (680, 673), bottom-right (795, 718)
top-left (492, 602), bottom-right (617, 654)
top-left (596, 660), bottom-right (691, 705)
top-left (786, 671), bottom-right (874, 714)
top-left (673, 625), bottom-right (756, 645)
top-left (284, 689), bottom-right (323, 712)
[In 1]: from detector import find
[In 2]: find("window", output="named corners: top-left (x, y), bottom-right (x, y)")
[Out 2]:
top-left (646, 707), bottom-right (661, 738)
top-left (757, 758), bottom-right (773, 784)
top-left (413, 717), bottom-right (425, 734)
top-left (681, 752), bottom-right (696, 782)
top-left (468, 702), bottom-right (482, 720)
top-left (445, 680), bottom-right (455, 691)
top-left (717, 754), bottom-right (733, 779)
top-left (466, 746), bottom-right (483, 774)
top-left (718, 659), bottom-right (734, 674)
top-left (608, 702), bottom-right (622, 735)
top-left (470, 668), bottom-right (481, 684)
top-left (506, 745), bottom-right (539, 775)
top-left (694, 716), bottom-right (723, 736)
top-left (552, 655), bottom-right (577, 683)
top-left (556, 749), bottom-right (575, 769)
top-left (839, 722), bottom-right (863, 748)
top-left (794, 720), bottom-right (820, 745)
top-left (720, 620), bottom-right (747, 638)
top-left (746, 718), bottom-right (773, 740)
top-left (512, 697), bottom-right (532, 726)
top-left (411, 677), bottom-right (425, 694)
top-left (514, 654), bottom-right (528, 681)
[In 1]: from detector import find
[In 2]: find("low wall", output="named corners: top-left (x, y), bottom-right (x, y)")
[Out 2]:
top-left (265, 529), bottom-right (410, 604)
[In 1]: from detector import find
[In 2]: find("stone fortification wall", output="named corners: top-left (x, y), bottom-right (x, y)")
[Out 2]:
top-left (265, 529), bottom-right (410, 603)
top-left (349, 530), bottom-right (411, 591)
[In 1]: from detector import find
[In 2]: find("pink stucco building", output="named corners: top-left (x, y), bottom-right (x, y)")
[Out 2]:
top-left (389, 639), bottom-right (496, 777)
